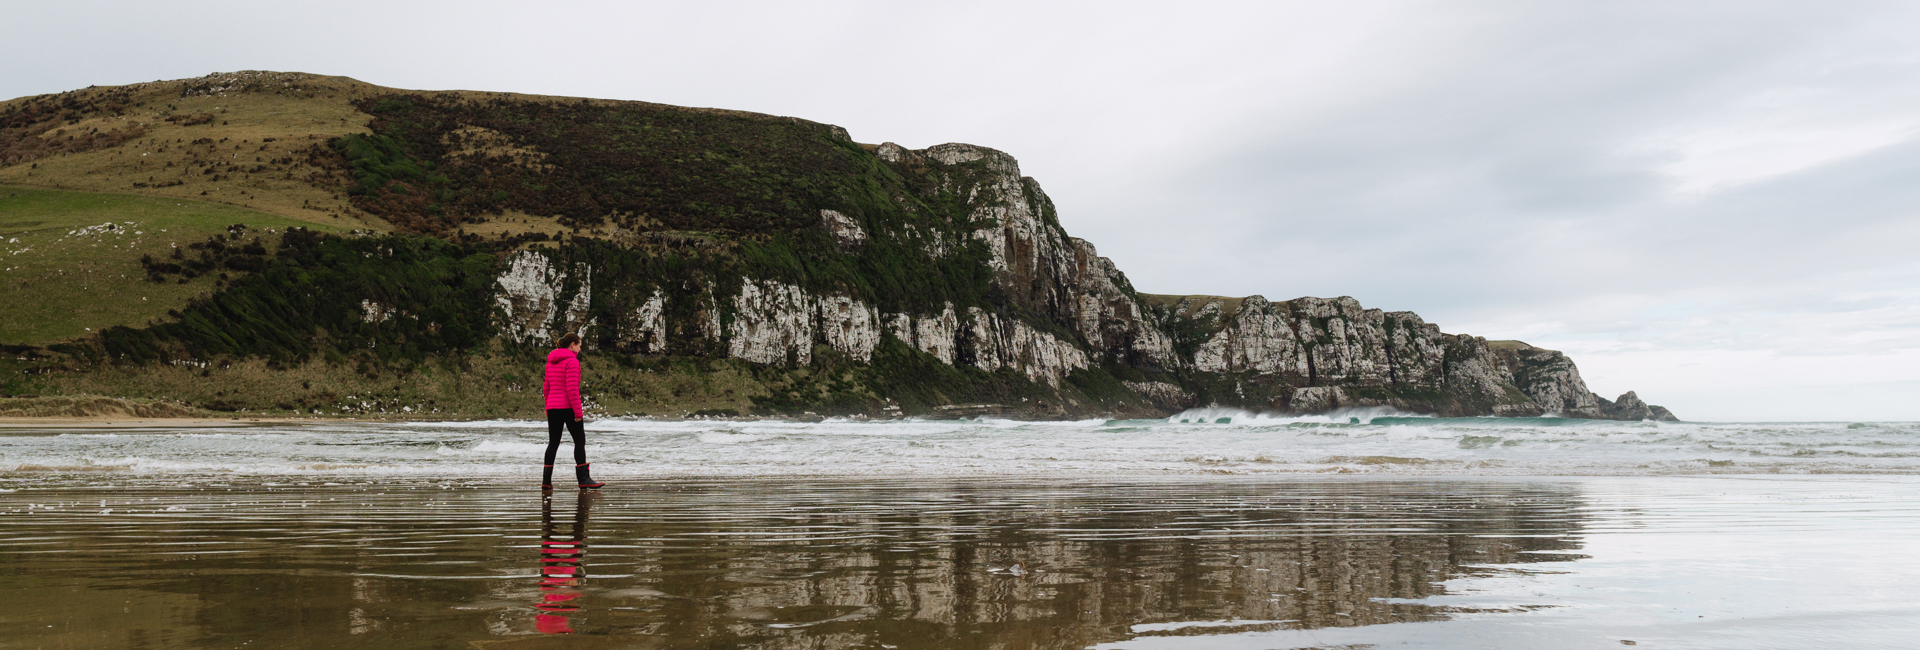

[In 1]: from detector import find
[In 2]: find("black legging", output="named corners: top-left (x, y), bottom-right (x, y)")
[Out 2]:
top-left (545, 408), bottom-right (587, 467)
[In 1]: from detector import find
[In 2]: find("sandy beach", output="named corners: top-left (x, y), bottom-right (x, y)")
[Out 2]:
top-left (4, 416), bottom-right (1919, 648)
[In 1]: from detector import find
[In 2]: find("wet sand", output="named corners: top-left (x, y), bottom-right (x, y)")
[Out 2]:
top-left (3, 475), bottom-right (1918, 649)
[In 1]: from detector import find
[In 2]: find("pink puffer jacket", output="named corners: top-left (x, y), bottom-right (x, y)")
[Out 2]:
top-left (543, 348), bottom-right (583, 419)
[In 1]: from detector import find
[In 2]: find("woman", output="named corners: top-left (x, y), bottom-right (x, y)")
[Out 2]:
top-left (542, 333), bottom-right (605, 490)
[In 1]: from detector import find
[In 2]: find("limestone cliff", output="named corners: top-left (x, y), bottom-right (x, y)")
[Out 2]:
top-left (6, 73), bottom-right (1676, 420)
top-left (476, 140), bottom-right (1674, 420)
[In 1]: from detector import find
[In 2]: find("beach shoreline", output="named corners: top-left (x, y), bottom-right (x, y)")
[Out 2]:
top-left (0, 416), bottom-right (298, 429)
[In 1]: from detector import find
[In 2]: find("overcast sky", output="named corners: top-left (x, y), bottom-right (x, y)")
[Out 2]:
top-left (8, 1), bottom-right (1918, 420)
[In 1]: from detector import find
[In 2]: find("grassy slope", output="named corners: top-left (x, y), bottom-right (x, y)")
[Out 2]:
top-left (0, 186), bottom-right (341, 344)
top-left (0, 71), bottom-right (850, 238)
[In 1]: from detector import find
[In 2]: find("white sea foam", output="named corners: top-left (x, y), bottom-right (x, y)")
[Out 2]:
top-left (2, 417), bottom-right (1917, 483)
top-left (1167, 406), bottom-right (1422, 425)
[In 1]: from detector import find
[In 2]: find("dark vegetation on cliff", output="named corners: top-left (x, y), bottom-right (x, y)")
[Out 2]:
top-left (323, 93), bottom-right (1023, 318)
top-left (331, 94), bottom-right (854, 235)
top-left (92, 228), bottom-right (498, 366)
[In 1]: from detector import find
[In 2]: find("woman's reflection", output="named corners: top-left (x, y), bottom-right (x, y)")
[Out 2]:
top-left (534, 491), bottom-right (595, 634)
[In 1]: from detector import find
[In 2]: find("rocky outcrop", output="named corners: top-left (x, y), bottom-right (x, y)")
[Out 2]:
top-left (1596, 391), bottom-right (1679, 421)
top-left (1190, 297), bottom-right (1306, 375)
top-left (730, 280), bottom-right (823, 365)
top-left (1066, 238), bottom-right (1181, 369)
top-left (725, 280), bottom-right (887, 365)
top-left (819, 209), bottom-right (866, 250)
top-left (1491, 342), bottom-right (1601, 414)
top-left (1138, 293), bottom-right (1675, 420)
top-left (619, 290), bottom-right (668, 355)
top-left (478, 142), bottom-right (1674, 420)
top-left (962, 307), bottom-right (1089, 385)
top-left (1489, 344), bottom-right (1676, 420)
top-left (885, 306), bottom-right (962, 365)
top-left (494, 250), bottom-right (592, 347)
top-left (1167, 295), bottom-right (1457, 388)
top-left (818, 295), bottom-right (883, 363)
top-left (892, 142), bottom-right (1179, 370)
top-left (704, 278), bottom-right (1085, 383)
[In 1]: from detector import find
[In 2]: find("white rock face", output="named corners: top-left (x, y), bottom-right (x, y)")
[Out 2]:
top-left (965, 307), bottom-right (1090, 385)
top-left (716, 277), bottom-right (1086, 383)
top-left (730, 279), bottom-right (818, 365)
top-left (620, 289), bottom-right (667, 354)
top-left (1494, 344), bottom-right (1601, 414)
top-left (817, 294), bottom-right (881, 363)
top-left (887, 305), bottom-right (961, 364)
top-left (1068, 238), bottom-right (1181, 368)
top-left (819, 209), bottom-right (866, 250)
top-left (875, 142), bottom-right (911, 164)
top-left (494, 250), bottom-right (592, 347)
top-left (1176, 295), bottom-right (1458, 388)
top-left (1147, 290), bottom-right (1643, 415)
top-left (1291, 297), bottom-right (1389, 383)
top-left (1382, 311), bottom-right (1446, 386)
top-left (726, 279), bottom-right (887, 365)
top-left (699, 283), bottom-right (724, 343)
top-left (1192, 297), bottom-right (1306, 374)
top-left (1442, 337), bottom-right (1513, 401)
top-left (902, 223), bottom-right (950, 257)
top-left (564, 269), bottom-right (594, 341)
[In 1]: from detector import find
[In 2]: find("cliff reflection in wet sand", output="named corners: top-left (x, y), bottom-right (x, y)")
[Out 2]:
top-left (0, 478), bottom-right (1583, 648)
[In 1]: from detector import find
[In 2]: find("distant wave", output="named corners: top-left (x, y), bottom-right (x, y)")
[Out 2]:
top-left (1165, 406), bottom-right (1428, 425)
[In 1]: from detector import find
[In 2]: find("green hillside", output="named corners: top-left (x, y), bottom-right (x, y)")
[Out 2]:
top-left (0, 186), bottom-right (341, 345)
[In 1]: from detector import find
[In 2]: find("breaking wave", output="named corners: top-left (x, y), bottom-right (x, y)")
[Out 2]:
top-left (1166, 406), bottom-right (1427, 425)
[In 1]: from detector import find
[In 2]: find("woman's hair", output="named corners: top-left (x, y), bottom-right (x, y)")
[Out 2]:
top-left (556, 333), bottom-right (581, 349)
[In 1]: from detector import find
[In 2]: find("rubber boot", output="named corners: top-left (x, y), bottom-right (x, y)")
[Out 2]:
top-left (576, 463), bottom-right (605, 490)
top-left (541, 465), bottom-right (555, 490)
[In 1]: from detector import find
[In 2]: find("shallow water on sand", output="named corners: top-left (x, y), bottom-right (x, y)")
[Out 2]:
top-left (3, 473), bottom-right (1919, 649)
